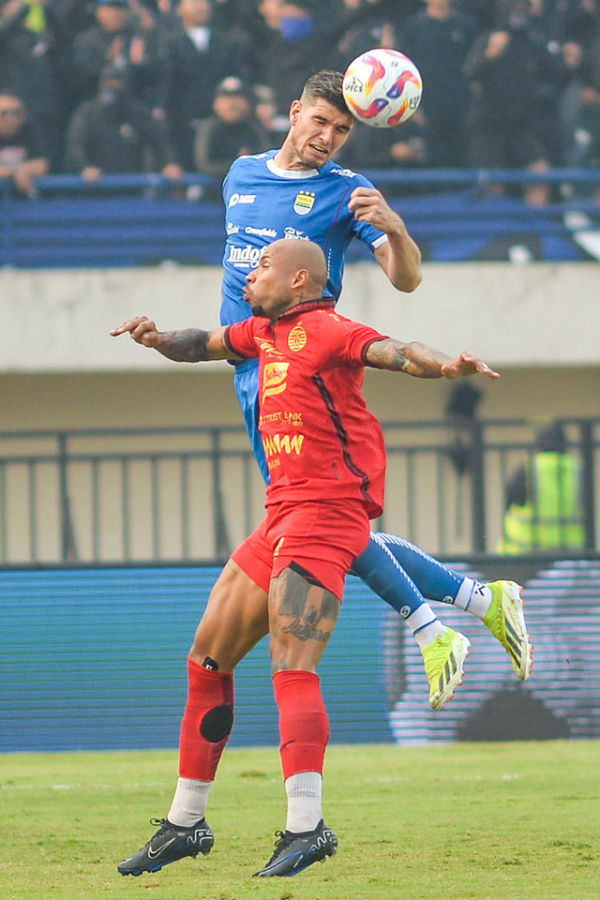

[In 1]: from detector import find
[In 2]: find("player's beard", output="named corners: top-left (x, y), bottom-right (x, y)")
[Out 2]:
top-left (290, 133), bottom-right (328, 170)
top-left (299, 145), bottom-right (327, 168)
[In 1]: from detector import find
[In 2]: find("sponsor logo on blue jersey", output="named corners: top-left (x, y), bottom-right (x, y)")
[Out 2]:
top-left (227, 244), bottom-right (263, 268)
top-left (331, 167), bottom-right (358, 178)
top-left (228, 193), bottom-right (256, 208)
top-left (283, 227), bottom-right (309, 240)
top-left (245, 226), bottom-right (277, 239)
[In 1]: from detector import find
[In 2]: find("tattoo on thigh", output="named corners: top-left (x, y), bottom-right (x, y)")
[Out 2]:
top-left (272, 567), bottom-right (340, 644)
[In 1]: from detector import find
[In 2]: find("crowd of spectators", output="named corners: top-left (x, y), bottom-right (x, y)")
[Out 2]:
top-left (0, 0), bottom-right (599, 203)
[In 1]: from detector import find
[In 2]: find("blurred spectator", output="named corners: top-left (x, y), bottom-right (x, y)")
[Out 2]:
top-left (256, 1), bottom-right (335, 117)
top-left (326, 0), bottom-right (421, 34)
top-left (0, 89), bottom-right (48, 196)
top-left (561, 0), bottom-right (600, 50)
top-left (333, 9), bottom-right (399, 68)
top-left (538, 38), bottom-right (585, 169)
top-left (160, 0), bottom-right (253, 170)
top-left (457, 0), bottom-right (497, 30)
top-left (463, 0), bottom-right (569, 205)
top-left (210, 0), bottom-right (272, 47)
top-left (127, 0), bottom-right (170, 113)
top-left (253, 82), bottom-right (289, 145)
top-left (517, 4), bottom-right (587, 168)
top-left (53, 0), bottom-right (96, 41)
top-left (193, 76), bottom-right (268, 181)
top-left (151, 0), bottom-right (180, 30)
top-left (0, 0), bottom-right (595, 185)
top-left (0, 0), bottom-right (72, 170)
top-left (399, 0), bottom-right (479, 168)
top-left (70, 0), bottom-right (169, 113)
top-left (71, 0), bottom-right (134, 104)
top-left (559, 45), bottom-right (600, 199)
top-left (499, 421), bottom-right (585, 554)
top-left (63, 63), bottom-right (182, 183)
top-left (339, 110), bottom-right (428, 179)
top-left (256, 0), bottom-right (284, 32)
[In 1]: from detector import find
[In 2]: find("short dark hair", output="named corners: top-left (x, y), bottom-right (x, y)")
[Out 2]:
top-left (301, 70), bottom-right (349, 116)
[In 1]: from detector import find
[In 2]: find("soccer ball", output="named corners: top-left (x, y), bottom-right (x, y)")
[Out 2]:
top-left (342, 48), bottom-right (423, 128)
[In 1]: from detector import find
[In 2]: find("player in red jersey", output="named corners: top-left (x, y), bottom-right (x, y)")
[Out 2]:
top-left (111, 239), bottom-right (498, 878)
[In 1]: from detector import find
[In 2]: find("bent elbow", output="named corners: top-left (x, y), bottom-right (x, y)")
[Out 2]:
top-left (396, 270), bottom-right (423, 293)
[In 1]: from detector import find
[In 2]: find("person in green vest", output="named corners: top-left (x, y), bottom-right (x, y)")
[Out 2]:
top-left (500, 421), bottom-right (585, 554)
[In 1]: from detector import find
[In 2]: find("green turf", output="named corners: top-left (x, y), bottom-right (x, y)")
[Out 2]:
top-left (1, 741), bottom-right (598, 899)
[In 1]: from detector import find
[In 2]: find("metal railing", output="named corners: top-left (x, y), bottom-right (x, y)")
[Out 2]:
top-left (0, 417), bottom-right (597, 567)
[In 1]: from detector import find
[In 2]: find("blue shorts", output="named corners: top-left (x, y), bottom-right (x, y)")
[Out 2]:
top-left (234, 358), bottom-right (269, 483)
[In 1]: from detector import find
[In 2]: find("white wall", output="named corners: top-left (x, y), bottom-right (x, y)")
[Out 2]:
top-left (0, 259), bottom-right (597, 432)
top-left (1, 261), bottom-right (599, 372)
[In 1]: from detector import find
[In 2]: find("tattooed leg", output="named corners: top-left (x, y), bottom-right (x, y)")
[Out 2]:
top-left (269, 563), bottom-right (341, 674)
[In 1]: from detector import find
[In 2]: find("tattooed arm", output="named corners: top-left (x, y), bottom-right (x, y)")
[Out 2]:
top-left (110, 316), bottom-right (238, 362)
top-left (365, 338), bottom-right (500, 380)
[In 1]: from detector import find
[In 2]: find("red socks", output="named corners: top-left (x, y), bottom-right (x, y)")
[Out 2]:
top-left (178, 663), bottom-right (327, 784)
top-left (178, 657), bottom-right (234, 780)
top-left (273, 670), bottom-right (329, 780)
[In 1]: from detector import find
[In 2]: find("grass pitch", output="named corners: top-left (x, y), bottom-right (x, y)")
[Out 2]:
top-left (1, 741), bottom-right (598, 899)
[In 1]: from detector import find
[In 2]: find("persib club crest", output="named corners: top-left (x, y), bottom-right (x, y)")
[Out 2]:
top-left (293, 191), bottom-right (315, 216)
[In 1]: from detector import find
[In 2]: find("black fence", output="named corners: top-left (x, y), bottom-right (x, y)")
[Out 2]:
top-left (0, 416), bottom-right (597, 566)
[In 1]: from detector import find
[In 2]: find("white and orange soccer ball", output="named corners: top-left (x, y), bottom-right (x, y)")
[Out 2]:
top-left (342, 48), bottom-right (423, 128)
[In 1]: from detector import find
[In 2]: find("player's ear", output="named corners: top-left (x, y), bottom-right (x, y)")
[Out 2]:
top-left (289, 99), bottom-right (302, 124)
top-left (291, 267), bottom-right (309, 291)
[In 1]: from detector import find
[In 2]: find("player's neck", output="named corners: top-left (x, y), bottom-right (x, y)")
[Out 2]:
top-left (273, 146), bottom-right (319, 174)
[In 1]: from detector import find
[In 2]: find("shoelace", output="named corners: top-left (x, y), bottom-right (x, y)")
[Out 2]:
top-left (265, 830), bottom-right (292, 863)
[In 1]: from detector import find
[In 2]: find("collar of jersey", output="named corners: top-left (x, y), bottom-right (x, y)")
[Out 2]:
top-left (266, 157), bottom-right (319, 179)
top-left (275, 298), bottom-right (334, 322)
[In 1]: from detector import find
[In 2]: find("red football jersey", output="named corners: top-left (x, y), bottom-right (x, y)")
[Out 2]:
top-left (225, 299), bottom-right (387, 518)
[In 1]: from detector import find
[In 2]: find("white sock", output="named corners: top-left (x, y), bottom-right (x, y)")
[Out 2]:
top-left (167, 776), bottom-right (212, 827)
top-left (406, 604), bottom-right (447, 650)
top-left (453, 578), bottom-right (492, 620)
top-left (285, 771), bottom-right (322, 833)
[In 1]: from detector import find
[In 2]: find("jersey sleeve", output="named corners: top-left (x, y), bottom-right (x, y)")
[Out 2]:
top-left (222, 157), bottom-right (239, 205)
top-left (224, 318), bottom-right (260, 359)
top-left (325, 313), bottom-right (387, 366)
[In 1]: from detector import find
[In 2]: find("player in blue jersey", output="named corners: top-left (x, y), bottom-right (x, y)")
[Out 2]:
top-left (219, 69), bottom-right (532, 708)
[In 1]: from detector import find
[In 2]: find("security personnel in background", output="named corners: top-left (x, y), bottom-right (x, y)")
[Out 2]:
top-left (499, 421), bottom-right (585, 554)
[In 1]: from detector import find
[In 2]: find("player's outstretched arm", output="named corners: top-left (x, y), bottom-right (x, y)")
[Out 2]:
top-left (366, 339), bottom-right (499, 381)
top-left (348, 186), bottom-right (422, 292)
top-left (110, 316), bottom-right (233, 362)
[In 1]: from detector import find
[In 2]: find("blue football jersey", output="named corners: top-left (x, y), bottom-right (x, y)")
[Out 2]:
top-left (220, 150), bottom-right (388, 326)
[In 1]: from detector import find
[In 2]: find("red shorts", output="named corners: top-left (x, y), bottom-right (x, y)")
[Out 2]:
top-left (232, 499), bottom-right (371, 601)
